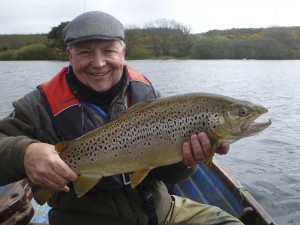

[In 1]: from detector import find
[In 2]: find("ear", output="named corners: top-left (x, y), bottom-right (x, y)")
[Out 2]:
top-left (66, 47), bottom-right (72, 60)
top-left (122, 45), bottom-right (126, 60)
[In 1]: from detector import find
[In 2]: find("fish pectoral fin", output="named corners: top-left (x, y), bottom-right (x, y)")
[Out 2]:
top-left (33, 187), bottom-right (55, 205)
top-left (73, 174), bottom-right (102, 198)
top-left (204, 140), bottom-right (219, 167)
top-left (130, 169), bottom-right (151, 188)
top-left (55, 141), bottom-right (70, 153)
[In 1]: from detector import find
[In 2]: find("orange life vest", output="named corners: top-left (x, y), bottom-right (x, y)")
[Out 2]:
top-left (40, 65), bottom-right (152, 116)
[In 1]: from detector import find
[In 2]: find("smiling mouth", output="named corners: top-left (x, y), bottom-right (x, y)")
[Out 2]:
top-left (89, 70), bottom-right (110, 77)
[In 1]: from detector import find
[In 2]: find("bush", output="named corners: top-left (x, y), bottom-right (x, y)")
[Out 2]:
top-left (230, 37), bottom-right (295, 59)
top-left (50, 48), bottom-right (69, 61)
top-left (189, 36), bottom-right (233, 59)
top-left (126, 46), bottom-right (151, 59)
top-left (15, 43), bottom-right (55, 60)
top-left (0, 49), bottom-right (16, 60)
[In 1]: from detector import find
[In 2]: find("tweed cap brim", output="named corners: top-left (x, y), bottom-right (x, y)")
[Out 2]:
top-left (63, 11), bottom-right (125, 45)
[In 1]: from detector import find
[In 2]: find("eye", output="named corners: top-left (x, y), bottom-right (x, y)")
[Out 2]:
top-left (78, 50), bottom-right (91, 56)
top-left (103, 49), bottom-right (119, 56)
top-left (239, 108), bottom-right (248, 116)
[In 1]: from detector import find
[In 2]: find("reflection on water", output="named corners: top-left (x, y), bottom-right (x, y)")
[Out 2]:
top-left (0, 60), bottom-right (300, 224)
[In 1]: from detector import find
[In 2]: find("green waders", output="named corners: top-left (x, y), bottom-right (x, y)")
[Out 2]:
top-left (163, 196), bottom-right (244, 225)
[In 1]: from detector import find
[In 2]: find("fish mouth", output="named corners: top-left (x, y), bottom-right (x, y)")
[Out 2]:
top-left (226, 118), bottom-right (271, 141)
top-left (240, 111), bottom-right (272, 136)
top-left (244, 119), bottom-right (272, 132)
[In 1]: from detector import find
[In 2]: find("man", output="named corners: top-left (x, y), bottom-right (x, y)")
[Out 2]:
top-left (0, 11), bottom-right (243, 225)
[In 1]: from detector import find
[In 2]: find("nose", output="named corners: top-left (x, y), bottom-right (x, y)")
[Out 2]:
top-left (91, 51), bottom-right (107, 67)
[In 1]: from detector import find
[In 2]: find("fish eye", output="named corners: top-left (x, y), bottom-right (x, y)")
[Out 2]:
top-left (239, 108), bottom-right (248, 116)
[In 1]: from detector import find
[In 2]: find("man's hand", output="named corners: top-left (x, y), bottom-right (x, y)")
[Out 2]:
top-left (182, 132), bottom-right (230, 168)
top-left (24, 142), bottom-right (78, 192)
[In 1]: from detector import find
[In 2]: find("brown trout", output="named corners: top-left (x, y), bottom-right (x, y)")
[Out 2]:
top-left (33, 92), bottom-right (271, 205)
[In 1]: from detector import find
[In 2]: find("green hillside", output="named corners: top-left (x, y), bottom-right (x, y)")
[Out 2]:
top-left (0, 34), bottom-right (48, 50)
top-left (0, 23), bottom-right (299, 60)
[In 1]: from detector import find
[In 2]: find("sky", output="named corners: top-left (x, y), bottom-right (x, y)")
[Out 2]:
top-left (0, 0), bottom-right (299, 34)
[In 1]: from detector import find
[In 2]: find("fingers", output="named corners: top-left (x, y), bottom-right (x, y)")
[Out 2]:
top-left (196, 132), bottom-right (211, 158)
top-left (38, 170), bottom-right (71, 192)
top-left (52, 158), bottom-right (78, 182)
top-left (182, 131), bottom-right (231, 168)
top-left (217, 141), bottom-right (230, 155)
top-left (191, 133), bottom-right (209, 163)
top-left (182, 141), bottom-right (198, 168)
top-left (182, 132), bottom-right (211, 168)
top-left (24, 142), bottom-right (77, 192)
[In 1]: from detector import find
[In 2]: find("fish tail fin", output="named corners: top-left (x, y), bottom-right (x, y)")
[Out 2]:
top-left (33, 187), bottom-right (55, 205)
top-left (55, 141), bottom-right (70, 153)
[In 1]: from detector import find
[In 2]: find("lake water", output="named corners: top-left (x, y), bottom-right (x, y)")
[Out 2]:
top-left (0, 60), bottom-right (299, 225)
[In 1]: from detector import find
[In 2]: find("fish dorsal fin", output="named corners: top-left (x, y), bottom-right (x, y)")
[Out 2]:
top-left (55, 141), bottom-right (70, 153)
top-left (113, 99), bottom-right (154, 120)
top-left (130, 169), bottom-right (151, 188)
top-left (126, 99), bottom-right (155, 114)
top-left (73, 174), bottom-right (102, 198)
top-left (112, 100), bottom-right (154, 120)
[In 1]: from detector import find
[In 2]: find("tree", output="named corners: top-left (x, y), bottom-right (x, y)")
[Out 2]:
top-left (47, 22), bottom-right (69, 50)
top-left (262, 27), bottom-right (299, 49)
top-left (229, 37), bottom-right (294, 59)
top-left (189, 36), bottom-right (233, 59)
top-left (142, 19), bottom-right (194, 58)
top-left (124, 26), bottom-right (143, 57)
top-left (168, 20), bottom-right (193, 57)
top-left (144, 20), bottom-right (172, 57)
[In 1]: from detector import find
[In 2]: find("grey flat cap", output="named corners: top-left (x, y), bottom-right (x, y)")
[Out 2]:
top-left (63, 11), bottom-right (125, 45)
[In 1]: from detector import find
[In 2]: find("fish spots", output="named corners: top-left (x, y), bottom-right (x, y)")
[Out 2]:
top-left (144, 142), bottom-right (151, 147)
top-left (53, 93), bottom-right (270, 180)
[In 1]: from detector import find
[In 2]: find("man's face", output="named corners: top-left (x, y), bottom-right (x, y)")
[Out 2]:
top-left (67, 40), bottom-right (126, 92)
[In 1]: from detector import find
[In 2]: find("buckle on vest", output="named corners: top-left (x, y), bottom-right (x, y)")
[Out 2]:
top-left (122, 173), bottom-right (131, 185)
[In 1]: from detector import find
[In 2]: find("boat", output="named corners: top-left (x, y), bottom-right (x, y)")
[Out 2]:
top-left (0, 159), bottom-right (277, 225)
top-left (175, 159), bottom-right (277, 225)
